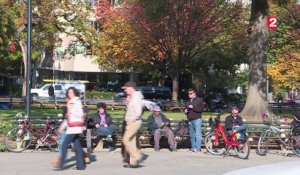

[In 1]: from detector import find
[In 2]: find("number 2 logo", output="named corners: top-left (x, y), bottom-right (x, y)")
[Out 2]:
top-left (267, 16), bottom-right (277, 30)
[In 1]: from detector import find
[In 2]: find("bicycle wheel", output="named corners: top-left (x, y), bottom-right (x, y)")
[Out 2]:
top-left (46, 128), bottom-right (60, 152)
top-left (257, 130), bottom-right (271, 156)
top-left (234, 139), bottom-right (250, 159)
top-left (4, 127), bottom-right (32, 153)
top-left (291, 136), bottom-right (300, 157)
top-left (205, 132), bottom-right (226, 155)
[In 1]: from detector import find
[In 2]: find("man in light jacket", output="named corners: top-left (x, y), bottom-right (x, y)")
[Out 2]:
top-left (122, 81), bottom-right (147, 168)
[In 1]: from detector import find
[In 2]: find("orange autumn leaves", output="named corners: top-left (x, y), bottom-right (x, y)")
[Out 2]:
top-left (268, 52), bottom-right (300, 91)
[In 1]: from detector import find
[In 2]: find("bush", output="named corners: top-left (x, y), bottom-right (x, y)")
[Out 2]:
top-left (0, 144), bottom-right (6, 152)
top-left (0, 121), bottom-right (14, 135)
top-left (85, 91), bottom-right (116, 99)
top-left (0, 85), bottom-right (22, 97)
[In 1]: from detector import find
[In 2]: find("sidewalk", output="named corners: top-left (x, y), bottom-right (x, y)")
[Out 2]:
top-left (0, 149), bottom-right (299, 175)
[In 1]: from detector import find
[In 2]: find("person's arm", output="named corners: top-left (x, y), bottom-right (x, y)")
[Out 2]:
top-left (106, 113), bottom-right (113, 126)
top-left (238, 116), bottom-right (244, 126)
top-left (59, 119), bottom-right (67, 133)
top-left (192, 97), bottom-right (205, 113)
top-left (225, 116), bottom-right (233, 130)
top-left (146, 116), bottom-right (157, 132)
top-left (161, 114), bottom-right (170, 126)
top-left (93, 113), bottom-right (100, 128)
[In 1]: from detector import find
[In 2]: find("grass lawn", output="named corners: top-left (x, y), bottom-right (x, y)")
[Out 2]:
top-left (0, 107), bottom-right (222, 121)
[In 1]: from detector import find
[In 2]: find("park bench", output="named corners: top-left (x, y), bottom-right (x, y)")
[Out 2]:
top-left (9, 115), bottom-right (292, 151)
top-left (82, 118), bottom-right (293, 151)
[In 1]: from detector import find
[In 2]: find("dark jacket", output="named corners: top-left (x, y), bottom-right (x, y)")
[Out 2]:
top-left (186, 96), bottom-right (205, 121)
top-left (225, 115), bottom-right (244, 131)
top-left (93, 112), bottom-right (114, 126)
top-left (146, 113), bottom-right (170, 135)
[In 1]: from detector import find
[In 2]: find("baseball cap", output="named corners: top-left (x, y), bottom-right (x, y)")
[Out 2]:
top-left (121, 81), bottom-right (136, 89)
top-left (153, 105), bottom-right (161, 112)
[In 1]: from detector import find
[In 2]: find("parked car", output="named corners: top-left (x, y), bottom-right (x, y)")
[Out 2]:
top-left (113, 86), bottom-right (171, 103)
top-left (31, 82), bottom-right (86, 100)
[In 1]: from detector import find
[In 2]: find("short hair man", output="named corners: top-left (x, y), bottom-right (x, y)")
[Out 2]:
top-left (146, 106), bottom-right (177, 152)
top-left (225, 106), bottom-right (247, 134)
top-left (122, 81), bottom-right (147, 168)
top-left (185, 88), bottom-right (205, 152)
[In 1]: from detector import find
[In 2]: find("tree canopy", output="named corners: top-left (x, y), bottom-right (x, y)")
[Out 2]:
top-left (94, 0), bottom-right (244, 100)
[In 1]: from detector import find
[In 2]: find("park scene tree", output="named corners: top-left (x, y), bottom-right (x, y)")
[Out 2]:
top-left (0, 0), bottom-right (299, 118)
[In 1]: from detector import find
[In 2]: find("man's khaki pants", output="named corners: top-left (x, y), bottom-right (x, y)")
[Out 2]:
top-left (122, 120), bottom-right (142, 165)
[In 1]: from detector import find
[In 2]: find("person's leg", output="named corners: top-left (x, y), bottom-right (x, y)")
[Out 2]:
top-left (58, 134), bottom-right (75, 169)
top-left (107, 125), bottom-right (116, 136)
top-left (234, 124), bottom-right (248, 133)
top-left (96, 127), bottom-right (109, 136)
top-left (164, 128), bottom-right (176, 150)
top-left (188, 120), bottom-right (196, 150)
top-left (86, 129), bottom-right (92, 152)
top-left (153, 129), bottom-right (161, 151)
top-left (194, 118), bottom-right (202, 151)
top-left (73, 135), bottom-right (85, 170)
top-left (122, 121), bottom-right (142, 166)
top-left (106, 125), bottom-right (115, 145)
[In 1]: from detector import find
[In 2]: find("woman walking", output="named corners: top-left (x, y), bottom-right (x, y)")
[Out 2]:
top-left (52, 87), bottom-right (85, 170)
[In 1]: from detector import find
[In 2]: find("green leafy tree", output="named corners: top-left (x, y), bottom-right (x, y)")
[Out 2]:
top-left (0, 0), bottom-right (21, 75)
top-left (1, 0), bottom-right (97, 96)
top-left (241, 0), bottom-right (299, 117)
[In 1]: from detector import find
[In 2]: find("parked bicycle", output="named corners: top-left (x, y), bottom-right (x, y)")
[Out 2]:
top-left (257, 114), bottom-right (300, 156)
top-left (204, 115), bottom-right (250, 159)
top-left (4, 114), bottom-right (60, 153)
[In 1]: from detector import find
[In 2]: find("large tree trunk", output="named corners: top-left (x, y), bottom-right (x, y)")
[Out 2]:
top-left (19, 41), bottom-right (27, 97)
top-left (240, 0), bottom-right (271, 118)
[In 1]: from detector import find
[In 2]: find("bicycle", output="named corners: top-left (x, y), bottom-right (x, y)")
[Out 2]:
top-left (204, 116), bottom-right (250, 159)
top-left (257, 114), bottom-right (300, 157)
top-left (4, 114), bottom-right (60, 153)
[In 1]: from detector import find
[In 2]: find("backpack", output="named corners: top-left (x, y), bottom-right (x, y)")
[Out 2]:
top-left (85, 118), bottom-right (95, 129)
top-left (291, 117), bottom-right (300, 136)
top-left (175, 120), bottom-right (189, 136)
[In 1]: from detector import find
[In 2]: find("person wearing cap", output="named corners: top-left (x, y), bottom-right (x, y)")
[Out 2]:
top-left (146, 106), bottom-right (177, 152)
top-left (121, 81), bottom-right (147, 168)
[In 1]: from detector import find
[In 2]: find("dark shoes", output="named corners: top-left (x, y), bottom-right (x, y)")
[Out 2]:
top-left (72, 166), bottom-right (85, 170)
top-left (123, 164), bottom-right (142, 168)
top-left (138, 153), bottom-right (149, 164)
top-left (170, 148), bottom-right (177, 152)
top-left (87, 147), bottom-right (93, 153)
top-left (122, 154), bottom-right (148, 168)
top-left (109, 147), bottom-right (116, 152)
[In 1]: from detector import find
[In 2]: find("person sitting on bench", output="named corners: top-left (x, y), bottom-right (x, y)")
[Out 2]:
top-left (93, 102), bottom-right (116, 150)
top-left (225, 106), bottom-right (247, 139)
top-left (146, 105), bottom-right (177, 152)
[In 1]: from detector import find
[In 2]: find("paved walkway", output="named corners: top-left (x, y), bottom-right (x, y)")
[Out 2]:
top-left (0, 149), bottom-right (299, 175)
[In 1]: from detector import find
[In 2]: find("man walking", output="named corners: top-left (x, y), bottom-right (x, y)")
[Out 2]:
top-left (48, 84), bottom-right (55, 102)
top-left (185, 88), bottom-right (205, 152)
top-left (122, 81), bottom-right (147, 168)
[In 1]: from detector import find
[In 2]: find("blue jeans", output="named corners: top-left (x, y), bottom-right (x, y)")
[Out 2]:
top-left (188, 118), bottom-right (202, 151)
top-left (59, 132), bottom-right (66, 156)
top-left (59, 131), bottom-right (74, 156)
top-left (96, 125), bottom-right (115, 136)
top-left (233, 124), bottom-right (248, 133)
top-left (60, 134), bottom-right (84, 170)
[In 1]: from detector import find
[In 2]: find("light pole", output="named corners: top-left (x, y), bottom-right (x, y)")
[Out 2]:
top-left (26, 0), bottom-right (32, 117)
